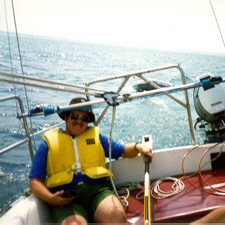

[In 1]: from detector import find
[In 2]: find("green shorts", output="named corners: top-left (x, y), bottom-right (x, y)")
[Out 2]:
top-left (51, 179), bottom-right (114, 223)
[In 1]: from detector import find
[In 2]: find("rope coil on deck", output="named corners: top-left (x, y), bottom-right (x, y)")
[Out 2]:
top-left (150, 177), bottom-right (185, 199)
top-left (135, 178), bottom-right (185, 200)
top-left (116, 182), bottom-right (143, 207)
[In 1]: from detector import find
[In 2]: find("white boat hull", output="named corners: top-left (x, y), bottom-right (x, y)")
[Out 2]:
top-left (1, 142), bottom-right (223, 224)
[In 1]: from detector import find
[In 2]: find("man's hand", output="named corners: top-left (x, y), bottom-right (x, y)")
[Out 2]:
top-left (122, 143), bottom-right (153, 163)
top-left (136, 143), bottom-right (153, 163)
top-left (30, 178), bottom-right (74, 206)
top-left (49, 190), bottom-right (74, 206)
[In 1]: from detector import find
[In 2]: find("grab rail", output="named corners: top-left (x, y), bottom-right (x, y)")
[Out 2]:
top-left (0, 95), bottom-right (34, 159)
top-left (0, 95), bottom-right (65, 159)
top-left (85, 64), bottom-right (195, 145)
top-left (0, 64), bottom-right (196, 160)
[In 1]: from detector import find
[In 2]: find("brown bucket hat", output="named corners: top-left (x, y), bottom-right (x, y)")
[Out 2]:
top-left (58, 97), bottom-right (95, 123)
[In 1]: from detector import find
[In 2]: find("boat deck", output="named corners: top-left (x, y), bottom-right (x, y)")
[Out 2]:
top-left (127, 168), bottom-right (225, 224)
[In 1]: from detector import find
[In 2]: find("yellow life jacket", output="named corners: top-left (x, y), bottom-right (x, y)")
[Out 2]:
top-left (44, 127), bottom-right (112, 188)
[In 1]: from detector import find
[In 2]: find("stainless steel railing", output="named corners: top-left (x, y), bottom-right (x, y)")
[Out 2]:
top-left (85, 64), bottom-right (196, 145)
top-left (0, 95), bottom-right (34, 159)
top-left (0, 64), bottom-right (197, 160)
top-left (0, 95), bottom-right (65, 160)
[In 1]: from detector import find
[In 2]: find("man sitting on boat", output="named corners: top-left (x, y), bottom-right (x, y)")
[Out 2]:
top-left (29, 97), bottom-right (153, 225)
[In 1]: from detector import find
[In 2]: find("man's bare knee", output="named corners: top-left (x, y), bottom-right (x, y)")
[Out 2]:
top-left (61, 215), bottom-right (88, 225)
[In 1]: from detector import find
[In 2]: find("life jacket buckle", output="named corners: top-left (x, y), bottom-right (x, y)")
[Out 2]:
top-left (71, 163), bottom-right (81, 171)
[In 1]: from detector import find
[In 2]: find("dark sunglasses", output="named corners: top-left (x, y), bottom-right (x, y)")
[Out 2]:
top-left (69, 113), bottom-right (90, 123)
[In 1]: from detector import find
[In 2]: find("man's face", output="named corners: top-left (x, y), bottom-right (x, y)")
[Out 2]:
top-left (65, 110), bottom-right (89, 137)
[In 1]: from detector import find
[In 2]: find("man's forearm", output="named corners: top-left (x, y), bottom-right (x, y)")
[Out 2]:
top-left (30, 178), bottom-right (53, 203)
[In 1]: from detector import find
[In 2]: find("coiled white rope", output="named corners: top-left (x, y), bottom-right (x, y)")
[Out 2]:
top-left (116, 182), bottom-right (143, 206)
top-left (136, 178), bottom-right (185, 200)
top-left (138, 142), bottom-right (225, 200)
top-left (150, 177), bottom-right (185, 199)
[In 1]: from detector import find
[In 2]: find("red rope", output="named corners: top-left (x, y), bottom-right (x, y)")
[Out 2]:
top-left (198, 141), bottom-right (225, 194)
top-left (181, 142), bottom-right (225, 195)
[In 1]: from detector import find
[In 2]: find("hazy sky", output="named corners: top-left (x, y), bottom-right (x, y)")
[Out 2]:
top-left (0, 0), bottom-right (225, 53)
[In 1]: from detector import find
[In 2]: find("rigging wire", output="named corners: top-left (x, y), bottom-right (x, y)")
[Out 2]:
top-left (10, 0), bottom-right (37, 151)
top-left (3, 0), bottom-right (20, 113)
top-left (209, 0), bottom-right (225, 50)
top-left (4, 2), bottom-right (14, 77)
top-left (108, 104), bottom-right (129, 207)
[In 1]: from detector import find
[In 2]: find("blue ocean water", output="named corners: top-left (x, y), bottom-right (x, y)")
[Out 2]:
top-left (0, 31), bottom-right (225, 214)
